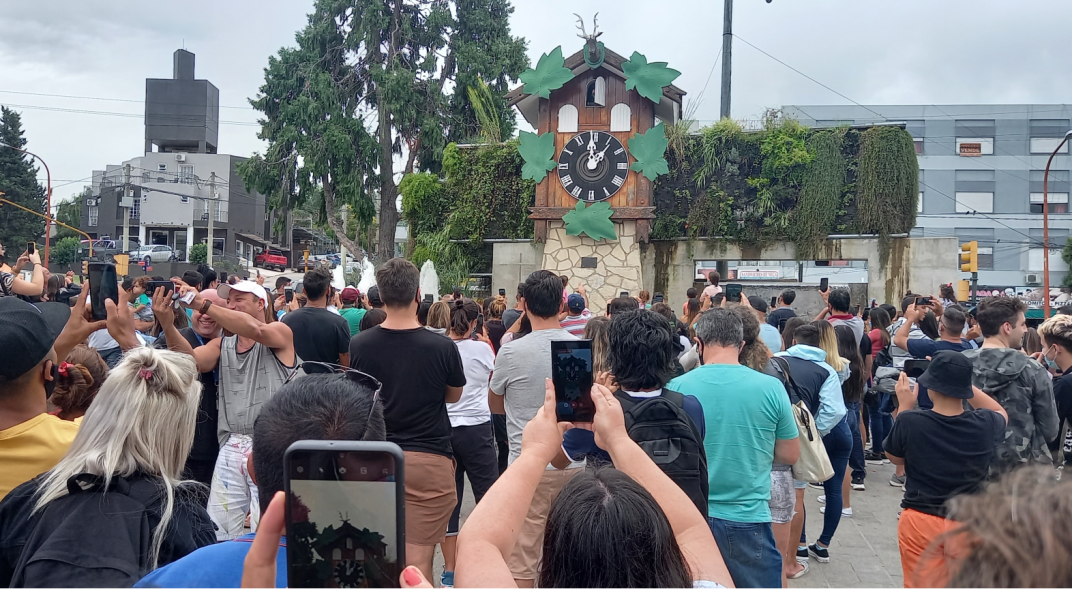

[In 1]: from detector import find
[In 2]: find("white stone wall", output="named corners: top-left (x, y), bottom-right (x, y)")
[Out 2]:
top-left (542, 220), bottom-right (645, 314)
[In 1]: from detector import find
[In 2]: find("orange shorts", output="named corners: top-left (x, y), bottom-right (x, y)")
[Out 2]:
top-left (403, 451), bottom-right (457, 546)
top-left (898, 508), bottom-right (967, 588)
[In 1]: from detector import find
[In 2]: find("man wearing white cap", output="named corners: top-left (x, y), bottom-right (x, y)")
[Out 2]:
top-left (155, 279), bottom-right (301, 540)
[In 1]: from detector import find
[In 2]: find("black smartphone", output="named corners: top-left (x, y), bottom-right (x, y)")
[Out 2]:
top-left (218, 271), bottom-right (228, 284)
top-left (498, 288), bottom-right (506, 297)
top-left (26, 241), bottom-right (34, 255)
top-left (778, 318), bottom-right (788, 333)
top-left (472, 313), bottom-right (484, 340)
top-left (146, 280), bottom-right (174, 295)
top-left (904, 359), bottom-right (931, 379)
top-left (620, 291), bottom-right (629, 297)
top-left (285, 287), bottom-right (295, 303)
top-left (771, 296), bottom-right (778, 309)
top-left (819, 278), bottom-right (829, 293)
top-left (295, 281), bottom-right (305, 295)
top-left (552, 340), bottom-right (595, 423)
top-left (653, 293), bottom-right (664, 303)
top-left (726, 284), bottom-right (743, 303)
top-left (914, 296), bottom-right (932, 307)
top-left (424, 294), bottom-right (434, 303)
top-left (851, 305), bottom-right (860, 316)
top-left (284, 441), bottom-right (405, 588)
top-left (87, 263), bottom-right (119, 321)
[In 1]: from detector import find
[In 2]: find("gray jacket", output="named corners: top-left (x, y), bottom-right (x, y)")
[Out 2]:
top-left (962, 347), bottom-right (1059, 471)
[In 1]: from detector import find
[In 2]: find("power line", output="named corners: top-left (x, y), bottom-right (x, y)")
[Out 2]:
top-left (0, 89), bottom-right (255, 110)
top-left (0, 102), bottom-right (260, 126)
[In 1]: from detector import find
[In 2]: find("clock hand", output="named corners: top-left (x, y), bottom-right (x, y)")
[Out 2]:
top-left (589, 143), bottom-right (612, 168)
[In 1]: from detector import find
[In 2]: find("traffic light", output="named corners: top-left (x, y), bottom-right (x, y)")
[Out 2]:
top-left (960, 241), bottom-right (978, 273)
top-left (82, 260), bottom-right (89, 276)
top-left (113, 254), bottom-right (129, 277)
top-left (957, 280), bottom-right (971, 302)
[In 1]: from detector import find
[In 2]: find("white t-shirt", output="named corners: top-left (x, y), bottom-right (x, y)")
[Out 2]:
top-left (449, 339), bottom-right (496, 427)
top-left (490, 328), bottom-right (584, 469)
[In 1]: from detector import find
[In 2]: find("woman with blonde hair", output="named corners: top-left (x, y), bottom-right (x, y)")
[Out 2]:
top-left (426, 300), bottom-right (451, 335)
top-left (814, 320), bottom-right (848, 380)
top-left (583, 315), bottom-right (612, 376)
top-left (0, 347), bottom-right (215, 586)
top-left (49, 344), bottom-right (109, 421)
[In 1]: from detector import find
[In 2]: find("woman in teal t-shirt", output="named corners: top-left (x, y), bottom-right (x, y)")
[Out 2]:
top-left (338, 286), bottom-right (366, 336)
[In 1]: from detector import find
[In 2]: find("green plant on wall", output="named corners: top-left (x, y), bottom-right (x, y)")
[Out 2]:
top-left (562, 201), bottom-right (617, 241)
top-left (441, 141), bottom-right (535, 244)
top-left (189, 243), bottom-right (207, 264)
top-left (629, 123), bottom-right (671, 181)
top-left (518, 46), bottom-right (572, 99)
top-left (856, 125), bottom-right (919, 262)
top-left (790, 128), bottom-right (847, 259)
top-left (1063, 237), bottom-right (1072, 288)
top-left (518, 131), bottom-right (557, 182)
top-left (621, 52), bottom-right (681, 103)
top-left (400, 172), bottom-right (448, 236)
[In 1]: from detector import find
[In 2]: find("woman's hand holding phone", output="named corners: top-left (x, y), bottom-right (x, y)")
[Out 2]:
top-left (590, 383), bottom-right (631, 452)
top-left (522, 379), bottom-right (572, 464)
top-left (151, 287), bottom-right (175, 327)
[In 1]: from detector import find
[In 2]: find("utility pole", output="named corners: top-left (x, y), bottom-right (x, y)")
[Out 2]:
top-left (340, 204), bottom-right (348, 277)
top-left (720, 0), bottom-right (733, 120)
top-left (122, 164), bottom-right (131, 253)
top-left (207, 172), bottom-right (216, 267)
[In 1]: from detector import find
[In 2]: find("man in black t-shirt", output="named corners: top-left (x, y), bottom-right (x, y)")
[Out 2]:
top-left (153, 288), bottom-right (225, 494)
top-left (893, 304), bottom-right (974, 410)
top-left (349, 258), bottom-right (465, 582)
top-left (281, 268), bottom-right (349, 368)
top-left (884, 351), bottom-right (1007, 587)
top-left (766, 289), bottom-right (798, 331)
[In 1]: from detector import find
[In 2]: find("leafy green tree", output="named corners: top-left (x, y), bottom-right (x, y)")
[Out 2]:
top-left (1062, 237), bottom-right (1072, 288)
top-left (54, 188), bottom-right (87, 239)
top-left (51, 236), bottom-right (81, 266)
top-left (0, 107), bottom-right (47, 250)
top-left (189, 243), bottom-right (207, 264)
top-left (240, 0), bottom-right (527, 262)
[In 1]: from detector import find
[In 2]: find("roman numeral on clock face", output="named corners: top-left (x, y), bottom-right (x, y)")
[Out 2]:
top-left (559, 163), bottom-right (569, 170)
top-left (604, 186), bottom-right (611, 197)
top-left (614, 147), bottom-right (624, 155)
top-left (575, 136), bottom-right (584, 145)
top-left (592, 132), bottom-right (599, 142)
top-left (617, 162), bottom-right (628, 169)
top-left (588, 190), bottom-right (595, 200)
top-left (612, 176), bottom-right (624, 187)
top-left (571, 186), bottom-right (582, 197)
top-left (561, 175), bottom-right (573, 187)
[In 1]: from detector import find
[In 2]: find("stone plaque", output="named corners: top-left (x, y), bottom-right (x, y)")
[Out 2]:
top-left (580, 257), bottom-right (598, 268)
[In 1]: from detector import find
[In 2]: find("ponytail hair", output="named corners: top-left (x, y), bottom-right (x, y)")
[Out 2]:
top-left (52, 344), bottom-right (109, 421)
top-left (450, 298), bottom-right (481, 336)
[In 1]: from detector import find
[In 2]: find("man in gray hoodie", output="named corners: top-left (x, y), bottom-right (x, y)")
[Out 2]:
top-left (962, 296), bottom-right (1059, 472)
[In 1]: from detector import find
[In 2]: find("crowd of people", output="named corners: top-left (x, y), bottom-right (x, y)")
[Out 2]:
top-left (2, 237), bottom-right (1072, 588)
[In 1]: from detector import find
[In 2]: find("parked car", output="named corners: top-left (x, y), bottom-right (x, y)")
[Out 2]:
top-left (254, 249), bottom-right (288, 271)
top-left (129, 245), bottom-right (177, 264)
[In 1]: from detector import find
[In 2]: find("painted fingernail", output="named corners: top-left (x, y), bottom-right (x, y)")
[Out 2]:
top-left (403, 566), bottom-right (422, 586)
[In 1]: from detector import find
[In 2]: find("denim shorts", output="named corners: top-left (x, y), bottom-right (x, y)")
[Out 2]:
top-left (770, 469), bottom-right (796, 524)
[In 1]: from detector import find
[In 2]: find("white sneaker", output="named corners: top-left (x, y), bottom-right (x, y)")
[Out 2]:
top-left (817, 494), bottom-right (826, 504)
top-left (819, 506), bottom-right (853, 517)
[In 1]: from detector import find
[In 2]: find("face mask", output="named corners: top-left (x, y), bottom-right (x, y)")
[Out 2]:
top-left (1045, 346), bottom-right (1059, 370)
top-left (44, 363), bottom-right (58, 399)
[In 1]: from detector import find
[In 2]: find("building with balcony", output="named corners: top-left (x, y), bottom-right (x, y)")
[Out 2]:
top-left (784, 104), bottom-right (1072, 290)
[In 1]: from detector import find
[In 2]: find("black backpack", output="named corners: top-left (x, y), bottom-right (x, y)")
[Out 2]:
top-left (614, 389), bottom-right (709, 516)
top-left (12, 474), bottom-right (165, 588)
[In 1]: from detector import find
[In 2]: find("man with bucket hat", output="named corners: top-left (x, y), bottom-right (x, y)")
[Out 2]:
top-left (883, 351), bottom-right (1008, 587)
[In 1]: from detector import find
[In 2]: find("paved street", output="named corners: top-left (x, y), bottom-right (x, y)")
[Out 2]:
top-left (431, 461), bottom-right (906, 588)
top-left (793, 461), bottom-right (905, 588)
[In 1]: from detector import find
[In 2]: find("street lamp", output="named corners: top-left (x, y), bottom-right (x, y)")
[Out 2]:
top-left (1042, 129), bottom-right (1072, 319)
top-left (0, 143), bottom-right (52, 264)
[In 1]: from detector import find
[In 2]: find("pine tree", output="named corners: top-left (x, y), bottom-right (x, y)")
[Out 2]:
top-left (0, 107), bottom-right (47, 250)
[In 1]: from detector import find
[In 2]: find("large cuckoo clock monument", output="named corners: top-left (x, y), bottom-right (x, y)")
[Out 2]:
top-left (505, 14), bottom-right (685, 311)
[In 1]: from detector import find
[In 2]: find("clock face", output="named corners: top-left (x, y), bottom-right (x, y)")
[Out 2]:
top-left (557, 131), bottom-right (629, 202)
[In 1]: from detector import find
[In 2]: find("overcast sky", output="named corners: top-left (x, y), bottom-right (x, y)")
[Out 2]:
top-left (2, 0), bottom-right (1071, 206)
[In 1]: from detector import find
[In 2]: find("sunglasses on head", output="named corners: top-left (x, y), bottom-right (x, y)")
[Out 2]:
top-left (286, 362), bottom-right (383, 431)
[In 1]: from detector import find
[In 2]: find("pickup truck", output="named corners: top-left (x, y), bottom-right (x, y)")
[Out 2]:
top-left (254, 249), bottom-right (288, 271)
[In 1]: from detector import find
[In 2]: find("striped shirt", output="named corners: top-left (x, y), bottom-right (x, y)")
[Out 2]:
top-left (560, 309), bottom-right (592, 337)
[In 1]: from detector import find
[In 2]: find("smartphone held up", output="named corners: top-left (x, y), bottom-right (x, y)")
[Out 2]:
top-left (284, 441), bottom-right (406, 588)
top-left (552, 339), bottom-right (595, 423)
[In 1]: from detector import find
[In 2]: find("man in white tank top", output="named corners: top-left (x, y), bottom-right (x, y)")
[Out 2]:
top-left (158, 280), bottom-right (301, 540)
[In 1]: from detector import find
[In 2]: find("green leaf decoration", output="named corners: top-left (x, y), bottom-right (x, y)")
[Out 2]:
top-left (621, 51), bottom-right (681, 103)
top-left (518, 131), bottom-right (557, 182)
top-left (519, 46), bottom-right (573, 99)
top-left (563, 201), bottom-right (617, 242)
top-left (629, 123), bottom-right (670, 181)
